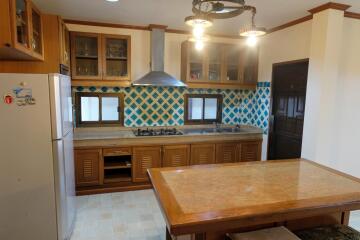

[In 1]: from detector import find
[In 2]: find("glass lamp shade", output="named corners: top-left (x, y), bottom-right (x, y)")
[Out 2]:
top-left (185, 15), bottom-right (213, 28)
top-left (240, 26), bottom-right (267, 37)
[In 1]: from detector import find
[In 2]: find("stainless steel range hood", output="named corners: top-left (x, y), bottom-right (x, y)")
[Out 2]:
top-left (132, 27), bottom-right (187, 87)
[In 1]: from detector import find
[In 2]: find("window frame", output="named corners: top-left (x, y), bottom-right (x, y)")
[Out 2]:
top-left (184, 94), bottom-right (223, 125)
top-left (75, 92), bottom-right (125, 127)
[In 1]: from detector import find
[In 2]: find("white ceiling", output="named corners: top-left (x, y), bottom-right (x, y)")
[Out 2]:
top-left (32, 0), bottom-right (360, 35)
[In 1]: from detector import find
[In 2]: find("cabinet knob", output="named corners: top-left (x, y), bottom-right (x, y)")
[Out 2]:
top-left (4, 43), bottom-right (11, 47)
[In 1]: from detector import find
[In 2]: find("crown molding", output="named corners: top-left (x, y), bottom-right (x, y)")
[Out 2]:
top-left (344, 11), bottom-right (360, 19)
top-left (268, 15), bottom-right (313, 33)
top-left (308, 2), bottom-right (351, 14)
top-left (148, 24), bottom-right (168, 30)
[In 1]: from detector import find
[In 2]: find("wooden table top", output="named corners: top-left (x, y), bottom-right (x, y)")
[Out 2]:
top-left (148, 159), bottom-right (360, 235)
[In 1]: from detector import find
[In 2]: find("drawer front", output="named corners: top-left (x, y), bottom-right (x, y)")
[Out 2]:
top-left (103, 147), bottom-right (132, 156)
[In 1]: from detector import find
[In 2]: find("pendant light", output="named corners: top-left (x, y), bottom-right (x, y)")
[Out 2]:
top-left (239, 7), bottom-right (266, 46)
top-left (185, 15), bottom-right (213, 51)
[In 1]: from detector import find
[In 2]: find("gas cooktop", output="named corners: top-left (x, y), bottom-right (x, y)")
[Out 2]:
top-left (133, 128), bottom-right (183, 137)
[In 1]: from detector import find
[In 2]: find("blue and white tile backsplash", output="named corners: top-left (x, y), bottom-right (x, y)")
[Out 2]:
top-left (73, 82), bottom-right (271, 133)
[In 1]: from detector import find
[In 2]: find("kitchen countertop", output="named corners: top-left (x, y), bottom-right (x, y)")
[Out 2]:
top-left (73, 125), bottom-right (263, 148)
top-left (148, 159), bottom-right (360, 236)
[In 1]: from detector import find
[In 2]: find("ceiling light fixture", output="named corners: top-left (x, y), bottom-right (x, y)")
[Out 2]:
top-left (105, 0), bottom-right (119, 2)
top-left (184, 1), bottom-right (266, 48)
top-left (185, 15), bottom-right (213, 51)
top-left (239, 6), bottom-right (266, 46)
top-left (191, 0), bottom-right (246, 19)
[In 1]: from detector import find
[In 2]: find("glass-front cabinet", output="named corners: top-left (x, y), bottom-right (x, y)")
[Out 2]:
top-left (71, 32), bottom-right (131, 83)
top-left (72, 33), bottom-right (101, 79)
top-left (103, 35), bottom-right (131, 80)
top-left (14, 0), bottom-right (30, 49)
top-left (181, 40), bottom-right (259, 88)
top-left (224, 45), bottom-right (242, 83)
top-left (29, 3), bottom-right (43, 58)
top-left (189, 44), bottom-right (206, 81)
top-left (0, 0), bottom-right (44, 60)
top-left (207, 43), bottom-right (222, 82)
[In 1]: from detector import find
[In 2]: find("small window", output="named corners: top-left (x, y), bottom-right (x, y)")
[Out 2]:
top-left (75, 92), bottom-right (124, 127)
top-left (184, 94), bottom-right (223, 124)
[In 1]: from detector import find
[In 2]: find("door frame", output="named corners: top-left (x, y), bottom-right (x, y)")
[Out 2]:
top-left (266, 58), bottom-right (309, 160)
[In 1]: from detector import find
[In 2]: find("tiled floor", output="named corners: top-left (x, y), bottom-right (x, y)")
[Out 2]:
top-left (71, 190), bottom-right (360, 240)
top-left (71, 190), bottom-right (166, 240)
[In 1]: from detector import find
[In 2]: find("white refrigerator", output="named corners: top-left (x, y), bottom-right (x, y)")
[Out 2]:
top-left (0, 73), bottom-right (76, 240)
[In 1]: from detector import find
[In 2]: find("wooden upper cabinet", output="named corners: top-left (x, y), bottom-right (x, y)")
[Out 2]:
top-left (181, 41), bottom-right (258, 89)
top-left (223, 45), bottom-right (243, 84)
top-left (71, 32), bottom-right (102, 80)
top-left (243, 47), bottom-right (259, 85)
top-left (239, 141), bottom-right (262, 162)
top-left (207, 43), bottom-right (223, 83)
top-left (70, 31), bottom-right (131, 84)
top-left (216, 143), bottom-right (238, 164)
top-left (75, 149), bottom-right (103, 187)
top-left (191, 144), bottom-right (216, 165)
top-left (102, 35), bottom-right (131, 80)
top-left (29, 2), bottom-right (43, 59)
top-left (0, 0), bottom-right (44, 60)
top-left (162, 145), bottom-right (190, 168)
top-left (132, 146), bottom-right (161, 182)
top-left (59, 17), bottom-right (70, 68)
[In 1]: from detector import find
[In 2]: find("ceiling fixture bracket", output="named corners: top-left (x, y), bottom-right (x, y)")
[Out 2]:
top-left (184, 0), bottom-right (267, 48)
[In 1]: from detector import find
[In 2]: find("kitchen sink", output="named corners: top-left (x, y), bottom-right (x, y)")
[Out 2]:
top-left (182, 127), bottom-right (244, 135)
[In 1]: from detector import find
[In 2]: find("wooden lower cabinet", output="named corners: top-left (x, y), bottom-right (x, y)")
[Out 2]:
top-left (216, 143), bottom-right (238, 163)
top-left (191, 144), bottom-right (216, 165)
top-left (132, 146), bottom-right (162, 182)
top-left (239, 141), bottom-right (262, 162)
top-left (74, 149), bottom-right (103, 187)
top-left (162, 145), bottom-right (190, 167)
top-left (74, 139), bottom-right (262, 195)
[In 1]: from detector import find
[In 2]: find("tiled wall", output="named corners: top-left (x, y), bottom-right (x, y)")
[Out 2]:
top-left (73, 82), bottom-right (271, 133)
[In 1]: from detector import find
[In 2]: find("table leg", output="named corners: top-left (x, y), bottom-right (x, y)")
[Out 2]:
top-left (166, 227), bottom-right (172, 240)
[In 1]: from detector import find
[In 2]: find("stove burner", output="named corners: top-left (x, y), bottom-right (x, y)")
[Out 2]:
top-left (134, 128), bottom-right (183, 137)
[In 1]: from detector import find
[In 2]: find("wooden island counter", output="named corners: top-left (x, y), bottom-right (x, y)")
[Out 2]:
top-left (148, 159), bottom-right (360, 240)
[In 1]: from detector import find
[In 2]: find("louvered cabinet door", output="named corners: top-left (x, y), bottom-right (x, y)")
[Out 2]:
top-left (190, 144), bottom-right (216, 165)
top-left (240, 141), bottom-right (262, 162)
top-left (132, 146), bottom-right (162, 182)
top-left (216, 143), bottom-right (238, 163)
top-left (74, 149), bottom-right (102, 187)
top-left (162, 145), bottom-right (190, 167)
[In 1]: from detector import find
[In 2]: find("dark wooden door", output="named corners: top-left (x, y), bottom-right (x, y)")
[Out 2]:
top-left (268, 60), bottom-right (309, 160)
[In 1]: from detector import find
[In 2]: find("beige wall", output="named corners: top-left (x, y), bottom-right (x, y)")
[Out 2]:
top-left (331, 17), bottom-right (360, 177)
top-left (258, 20), bottom-right (312, 83)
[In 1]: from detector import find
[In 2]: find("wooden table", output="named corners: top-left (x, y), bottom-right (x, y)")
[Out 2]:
top-left (148, 159), bottom-right (360, 240)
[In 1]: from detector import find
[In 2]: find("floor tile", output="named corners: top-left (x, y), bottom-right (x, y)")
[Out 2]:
top-left (71, 190), bottom-right (166, 240)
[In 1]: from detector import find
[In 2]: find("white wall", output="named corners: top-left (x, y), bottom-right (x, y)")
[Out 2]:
top-left (257, 20), bottom-right (312, 160)
top-left (302, 9), bottom-right (345, 167)
top-left (332, 18), bottom-right (360, 177)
